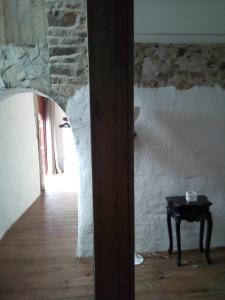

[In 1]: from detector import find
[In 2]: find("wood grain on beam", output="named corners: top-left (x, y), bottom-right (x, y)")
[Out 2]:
top-left (87, 0), bottom-right (134, 299)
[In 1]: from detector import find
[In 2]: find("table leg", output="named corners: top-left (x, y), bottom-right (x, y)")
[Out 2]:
top-left (199, 219), bottom-right (205, 253)
top-left (175, 219), bottom-right (181, 266)
top-left (167, 211), bottom-right (173, 254)
top-left (205, 213), bottom-right (213, 264)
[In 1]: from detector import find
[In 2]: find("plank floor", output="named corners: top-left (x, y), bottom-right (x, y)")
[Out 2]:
top-left (0, 192), bottom-right (225, 300)
top-left (0, 192), bottom-right (94, 300)
top-left (136, 248), bottom-right (225, 300)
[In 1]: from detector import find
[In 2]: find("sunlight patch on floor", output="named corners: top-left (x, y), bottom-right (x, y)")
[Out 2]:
top-left (44, 173), bottom-right (78, 193)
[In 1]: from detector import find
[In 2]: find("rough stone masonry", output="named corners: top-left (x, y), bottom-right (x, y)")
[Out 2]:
top-left (1, 0), bottom-right (225, 108)
top-left (134, 43), bottom-right (225, 90)
top-left (0, 44), bottom-right (49, 94)
top-left (46, 0), bottom-right (88, 102)
top-left (0, 0), bottom-right (88, 109)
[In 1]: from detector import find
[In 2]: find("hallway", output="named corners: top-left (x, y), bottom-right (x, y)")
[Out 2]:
top-left (0, 192), bottom-right (94, 300)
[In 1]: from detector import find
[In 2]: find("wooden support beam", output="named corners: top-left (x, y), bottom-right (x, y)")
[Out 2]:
top-left (87, 0), bottom-right (134, 299)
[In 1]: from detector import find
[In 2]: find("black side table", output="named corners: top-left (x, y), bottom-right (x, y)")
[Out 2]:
top-left (166, 195), bottom-right (213, 266)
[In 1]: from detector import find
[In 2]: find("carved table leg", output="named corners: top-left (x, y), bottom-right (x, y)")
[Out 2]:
top-left (205, 213), bottom-right (213, 264)
top-left (167, 210), bottom-right (173, 254)
top-left (199, 219), bottom-right (205, 253)
top-left (175, 219), bottom-right (181, 266)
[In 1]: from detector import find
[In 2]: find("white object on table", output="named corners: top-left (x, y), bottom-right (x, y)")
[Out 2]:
top-left (186, 191), bottom-right (197, 202)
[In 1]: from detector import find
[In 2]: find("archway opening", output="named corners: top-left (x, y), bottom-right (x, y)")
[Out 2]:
top-left (0, 90), bottom-right (95, 298)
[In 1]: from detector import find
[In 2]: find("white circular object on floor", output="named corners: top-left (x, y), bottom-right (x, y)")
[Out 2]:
top-left (135, 253), bottom-right (144, 265)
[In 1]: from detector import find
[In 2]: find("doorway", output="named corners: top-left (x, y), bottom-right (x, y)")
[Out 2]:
top-left (36, 95), bottom-right (79, 194)
top-left (0, 91), bottom-right (95, 299)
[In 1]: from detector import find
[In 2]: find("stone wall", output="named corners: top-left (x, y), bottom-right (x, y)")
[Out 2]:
top-left (134, 86), bottom-right (225, 252)
top-left (0, 45), bottom-right (49, 95)
top-left (0, 0), bottom-right (88, 109)
top-left (74, 84), bottom-right (225, 257)
top-left (66, 86), bottom-right (93, 257)
top-left (2, 1), bottom-right (225, 106)
top-left (134, 43), bottom-right (225, 89)
top-left (46, 0), bottom-right (88, 101)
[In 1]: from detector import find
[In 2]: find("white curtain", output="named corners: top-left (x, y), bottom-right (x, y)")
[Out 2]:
top-left (45, 101), bottom-right (62, 175)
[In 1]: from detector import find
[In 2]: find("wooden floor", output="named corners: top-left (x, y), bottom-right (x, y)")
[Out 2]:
top-left (136, 249), bottom-right (225, 300)
top-left (0, 192), bottom-right (225, 300)
top-left (0, 192), bottom-right (94, 300)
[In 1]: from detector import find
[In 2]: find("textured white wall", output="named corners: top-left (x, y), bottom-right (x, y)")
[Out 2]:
top-left (0, 93), bottom-right (41, 238)
top-left (66, 87), bottom-right (93, 256)
top-left (73, 85), bottom-right (225, 256)
top-left (134, 85), bottom-right (225, 251)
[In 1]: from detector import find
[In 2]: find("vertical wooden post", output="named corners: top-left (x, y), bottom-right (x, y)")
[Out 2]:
top-left (87, 0), bottom-right (134, 299)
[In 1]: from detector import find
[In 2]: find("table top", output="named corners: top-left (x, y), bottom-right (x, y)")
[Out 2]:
top-left (166, 195), bottom-right (212, 208)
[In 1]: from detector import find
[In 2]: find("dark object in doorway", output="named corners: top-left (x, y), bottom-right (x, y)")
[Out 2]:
top-left (166, 195), bottom-right (213, 266)
top-left (59, 117), bottom-right (70, 128)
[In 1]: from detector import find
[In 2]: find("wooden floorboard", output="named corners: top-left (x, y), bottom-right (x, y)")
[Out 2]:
top-left (0, 191), bottom-right (225, 299)
top-left (0, 192), bottom-right (94, 300)
top-left (135, 248), bottom-right (225, 300)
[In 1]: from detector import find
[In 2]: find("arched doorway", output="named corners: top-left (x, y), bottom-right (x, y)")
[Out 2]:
top-left (0, 90), bottom-right (95, 299)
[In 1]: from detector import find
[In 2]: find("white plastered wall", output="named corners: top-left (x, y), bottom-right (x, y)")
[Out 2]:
top-left (134, 86), bottom-right (225, 251)
top-left (0, 92), bottom-right (41, 238)
top-left (73, 85), bottom-right (225, 256)
top-left (66, 87), bottom-right (93, 256)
